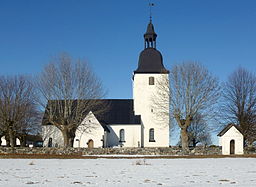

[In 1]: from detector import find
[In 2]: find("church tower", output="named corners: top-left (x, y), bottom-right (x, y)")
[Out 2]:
top-left (133, 20), bottom-right (170, 147)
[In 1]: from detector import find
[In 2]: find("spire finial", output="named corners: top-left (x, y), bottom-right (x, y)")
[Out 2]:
top-left (148, 1), bottom-right (154, 23)
top-left (144, 1), bottom-right (157, 49)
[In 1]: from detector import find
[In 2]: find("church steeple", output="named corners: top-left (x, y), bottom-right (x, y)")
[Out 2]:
top-left (134, 20), bottom-right (169, 74)
top-left (144, 20), bottom-right (157, 49)
top-left (133, 2), bottom-right (170, 148)
top-left (144, 2), bottom-right (157, 49)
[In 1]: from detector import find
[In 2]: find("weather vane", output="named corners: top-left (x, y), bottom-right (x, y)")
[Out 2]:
top-left (148, 0), bottom-right (155, 22)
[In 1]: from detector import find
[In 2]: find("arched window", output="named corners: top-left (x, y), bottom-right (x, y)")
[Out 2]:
top-left (149, 77), bottom-right (155, 85)
top-left (149, 128), bottom-right (155, 142)
top-left (119, 129), bottom-right (125, 142)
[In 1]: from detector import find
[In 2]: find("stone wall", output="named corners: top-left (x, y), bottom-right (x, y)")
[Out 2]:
top-left (0, 146), bottom-right (222, 156)
top-left (0, 146), bottom-right (255, 156)
top-left (245, 146), bottom-right (256, 154)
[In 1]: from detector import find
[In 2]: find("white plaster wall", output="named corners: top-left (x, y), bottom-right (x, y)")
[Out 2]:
top-left (0, 136), bottom-right (20, 146)
top-left (219, 126), bottom-right (244, 155)
top-left (133, 73), bottom-right (169, 147)
top-left (107, 124), bottom-right (141, 147)
top-left (1, 137), bottom-right (6, 146)
top-left (16, 138), bottom-right (20, 146)
top-left (42, 125), bottom-right (63, 147)
top-left (73, 111), bottom-right (104, 148)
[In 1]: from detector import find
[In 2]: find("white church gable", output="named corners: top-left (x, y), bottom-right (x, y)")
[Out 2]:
top-left (74, 111), bottom-right (104, 148)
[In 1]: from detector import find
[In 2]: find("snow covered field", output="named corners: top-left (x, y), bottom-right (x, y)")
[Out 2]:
top-left (0, 158), bottom-right (255, 187)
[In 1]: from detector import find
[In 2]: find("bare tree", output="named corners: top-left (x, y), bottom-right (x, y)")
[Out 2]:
top-left (16, 106), bottom-right (42, 147)
top-left (222, 67), bottom-right (256, 146)
top-left (156, 62), bottom-right (220, 150)
top-left (186, 113), bottom-right (212, 147)
top-left (0, 75), bottom-right (38, 147)
top-left (37, 53), bottom-right (106, 147)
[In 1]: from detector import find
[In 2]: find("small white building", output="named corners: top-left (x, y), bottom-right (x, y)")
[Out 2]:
top-left (218, 124), bottom-right (244, 155)
top-left (42, 20), bottom-right (170, 148)
top-left (0, 136), bottom-right (20, 146)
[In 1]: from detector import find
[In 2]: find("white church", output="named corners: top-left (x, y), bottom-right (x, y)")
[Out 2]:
top-left (42, 20), bottom-right (170, 148)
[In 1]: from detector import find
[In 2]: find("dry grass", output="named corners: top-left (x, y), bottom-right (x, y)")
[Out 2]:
top-left (134, 159), bottom-right (150, 165)
top-left (28, 161), bottom-right (35, 165)
top-left (0, 153), bottom-right (256, 159)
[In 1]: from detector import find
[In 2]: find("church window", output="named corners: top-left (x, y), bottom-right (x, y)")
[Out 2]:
top-left (119, 129), bottom-right (125, 142)
top-left (149, 128), bottom-right (155, 142)
top-left (48, 138), bottom-right (53, 147)
top-left (149, 77), bottom-right (155, 85)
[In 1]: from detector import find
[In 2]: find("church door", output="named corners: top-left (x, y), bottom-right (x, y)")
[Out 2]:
top-left (87, 139), bottom-right (94, 149)
top-left (230, 140), bottom-right (235, 155)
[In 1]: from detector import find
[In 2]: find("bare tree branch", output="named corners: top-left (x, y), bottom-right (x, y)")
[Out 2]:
top-left (37, 52), bottom-right (107, 147)
top-left (177, 113), bottom-right (212, 147)
top-left (222, 67), bottom-right (256, 145)
top-left (155, 62), bottom-right (221, 150)
top-left (0, 75), bottom-right (39, 147)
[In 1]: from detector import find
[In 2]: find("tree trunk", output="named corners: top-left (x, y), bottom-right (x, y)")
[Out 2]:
top-left (8, 129), bottom-right (15, 148)
top-left (192, 138), bottom-right (196, 147)
top-left (61, 128), bottom-right (74, 148)
top-left (6, 136), bottom-right (10, 147)
top-left (181, 127), bottom-right (189, 151)
top-left (62, 129), bottom-right (69, 147)
top-left (20, 135), bottom-right (26, 147)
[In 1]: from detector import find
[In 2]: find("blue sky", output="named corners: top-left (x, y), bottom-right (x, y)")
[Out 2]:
top-left (1, 0), bottom-right (256, 99)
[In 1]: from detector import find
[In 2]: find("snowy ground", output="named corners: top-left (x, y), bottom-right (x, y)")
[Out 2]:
top-left (0, 158), bottom-right (255, 187)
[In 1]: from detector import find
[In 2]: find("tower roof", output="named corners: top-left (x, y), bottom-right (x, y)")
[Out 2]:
top-left (134, 21), bottom-right (169, 74)
top-left (144, 21), bottom-right (157, 42)
top-left (135, 48), bottom-right (168, 74)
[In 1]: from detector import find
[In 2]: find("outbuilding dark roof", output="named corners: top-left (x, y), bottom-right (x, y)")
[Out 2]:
top-left (42, 99), bottom-right (141, 131)
top-left (217, 124), bottom-right (243, 137)
top-left (25, 134), bottom-right (43, 142)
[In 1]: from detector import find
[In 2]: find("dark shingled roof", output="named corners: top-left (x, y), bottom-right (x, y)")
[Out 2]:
top-left (25, 134), bottom-right (43, 142)
top-left (42, 99), bottom-right (141, 132)
top-left (144, 22), bottom-right (157, 41)
top-left (217, 124), bottom-right (243, 137)
top-left (134, 21), bottom-right (169, 74)
top-left (134, 48), bottom-right (169, 74)
top-left (98, 99), bottom-right (141, 125)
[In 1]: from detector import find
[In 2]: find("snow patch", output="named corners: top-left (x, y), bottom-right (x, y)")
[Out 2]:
top-left (0, 158), bottom-right (255, 186)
